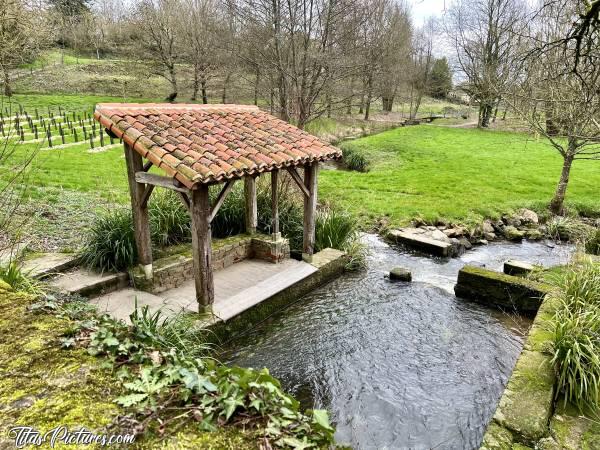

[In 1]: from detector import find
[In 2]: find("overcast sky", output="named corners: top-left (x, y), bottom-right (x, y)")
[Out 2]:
top-left (407, 0), bottom-right (448, 25)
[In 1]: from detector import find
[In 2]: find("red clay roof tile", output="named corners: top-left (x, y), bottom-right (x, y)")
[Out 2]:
top-left (94, 103), bottom-right (341, 188)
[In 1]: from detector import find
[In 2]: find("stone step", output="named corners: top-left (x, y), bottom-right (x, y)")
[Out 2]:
top-left (503, 260), bottom-right (537, 277)
top-left (454, 265), bottom-right (551, 314)
top-left (21, 253), bottom-right (80, 279)
top-left (387, 229), bottom-right (454, 257)
top-left (48, 268), bottom-right (129, 299)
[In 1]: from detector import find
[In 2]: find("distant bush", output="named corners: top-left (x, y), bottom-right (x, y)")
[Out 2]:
top-left (552, 262), bottom-right (600, 411)
top-left (342, 146), bottom-right (370, 172)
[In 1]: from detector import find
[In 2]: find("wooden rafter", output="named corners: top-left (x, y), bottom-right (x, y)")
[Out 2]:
top-left (209, 180), bottom-right (236, 223)
top-left (140, 184), bottom-right (155, 208)
top-left (135, 172), bottom-right (190, 194)
top-left (286, 167), bottom-right (310, 197)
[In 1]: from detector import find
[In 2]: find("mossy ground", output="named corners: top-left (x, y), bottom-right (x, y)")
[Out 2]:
top-left (0, 284), bottom-right (260, 449)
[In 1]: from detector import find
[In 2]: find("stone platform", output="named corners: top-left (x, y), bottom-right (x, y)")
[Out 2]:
top-left (91, 257), bottom-right (318, 323)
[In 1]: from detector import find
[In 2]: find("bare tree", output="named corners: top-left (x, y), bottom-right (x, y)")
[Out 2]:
top-left (229, 0), bottom-right (355, 128)
top-left (180, 0), bottom-right (220, 103)
top-left (0, 0), bottom-right (48, 96)
top-left (506, 0), bottom-right (600, 214)
top-left (445, 0), bottom-right (525, 127)
top-left (135, 0), bottom-right (182, 101)
top-left (408, 18), bottom-right (435, 118)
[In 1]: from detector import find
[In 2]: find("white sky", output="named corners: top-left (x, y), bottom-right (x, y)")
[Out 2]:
top-left (407, 0), bottom-right (448, 26)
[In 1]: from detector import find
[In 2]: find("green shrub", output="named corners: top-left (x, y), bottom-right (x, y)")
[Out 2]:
top-left (149, 191), bottom-right (191, 246)
top-left (585, 229), bottom-right (600, 255)
top-left (0, 261), bottom-right (43, 294)
top-left (78, 309), bottom-right (335, 446)
top-left (342, 146), bottom-right (370, 172)
top-left (129, 304), bottom-right (211, 359)
top-left (79, 208), bottom-right (137, 272)
top-left (315, 206), bottom-right (367, 269)
top-left (552, 262), bottom-right (600, 412)
top-left (546, 216), bottom-right (592, 242)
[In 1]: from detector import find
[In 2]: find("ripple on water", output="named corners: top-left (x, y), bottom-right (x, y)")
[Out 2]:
top-left (225, 235), bottom-right (573, 450)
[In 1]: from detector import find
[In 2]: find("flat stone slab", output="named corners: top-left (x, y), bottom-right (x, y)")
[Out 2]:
top-left (22, 253), bottom-right (79, 279)
top-left (504, 260), bottom-right (537, 277)
top-left (387, 229), bottom-right (453, 257)
top-left (92, 258), bottom-right (318, 323)
top-left (90, 288), bottom-right (173, 323)
top-left (49, 268), bottom-right (129, 298)
top-left (454, 265), bottom-right (551, 313)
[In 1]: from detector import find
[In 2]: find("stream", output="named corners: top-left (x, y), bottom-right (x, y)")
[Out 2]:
top-left (224, 235), bottom-right (573, 450)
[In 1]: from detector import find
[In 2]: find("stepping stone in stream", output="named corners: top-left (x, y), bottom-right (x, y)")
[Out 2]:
top-left (389, 267), bottom-right (412, 282)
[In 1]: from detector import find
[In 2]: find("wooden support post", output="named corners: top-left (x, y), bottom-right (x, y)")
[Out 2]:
top-left (190, 185), bottom-right (214, 313)
top-left (244, 176), bottom-right (257, 234)
top-left (124, 143), bottom-right (153, 279)
top-left (271, 170), bottom-right (280, 239)
top-left (303, 162), bottom-right (318, 261)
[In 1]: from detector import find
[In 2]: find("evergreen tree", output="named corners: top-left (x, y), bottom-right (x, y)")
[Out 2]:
top-left (427, 57), bottom-right (452, 99)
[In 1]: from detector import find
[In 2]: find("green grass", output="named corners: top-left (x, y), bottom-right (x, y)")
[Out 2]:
top-left (320, 125), bottom-right (600, 226)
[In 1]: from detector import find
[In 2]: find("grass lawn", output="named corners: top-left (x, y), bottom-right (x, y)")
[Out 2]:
top-left (320, 125), bottom-right (600, 226)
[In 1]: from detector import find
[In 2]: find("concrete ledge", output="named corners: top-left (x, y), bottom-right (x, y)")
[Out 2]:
top-left (21, 253), bottom-right (80, 280)
top-left (454, 265), bottom-right (551, 314)
top-left (387, 229), bottom-right (453, 257)
top-left (504, 260), bottom-right (536, 277)
top-left (49, 269), bottom-right (129, 299)
top-left (206, 248), bottom-right (349, 346)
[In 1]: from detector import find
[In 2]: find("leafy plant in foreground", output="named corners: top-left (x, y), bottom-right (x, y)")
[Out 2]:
top-left (551, 262), bottom-right (600, 412)
top-left (585, 228), bottom-right (600, 255)
top-left (71, 307), bottom-right (336, 448)
top-left (0, 261), bottom-right (43, 295)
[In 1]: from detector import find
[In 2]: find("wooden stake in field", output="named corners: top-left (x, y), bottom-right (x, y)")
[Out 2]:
top-left (47, 129), bottom-right (52, 147)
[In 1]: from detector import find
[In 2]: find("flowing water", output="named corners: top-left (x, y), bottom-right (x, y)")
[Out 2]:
top-left (224, 235), bottom-right (573, 450)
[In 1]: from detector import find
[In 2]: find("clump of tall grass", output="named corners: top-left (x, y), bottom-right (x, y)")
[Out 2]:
top-left (80, 191), bottom-right (191, 272)
top-left (0, 261), bottom-right (43, 295)
top-left (342, 146), bottom-right (370, 172)
top-left (584, 228), bottom-right (600, 255)
top-left (551, 262), bottom-right (600, 412)
top-left (129, 304), bottom-right (212, 358)
top-left (79, 208), bottom-right (137, 272)
top-left (149, 191), bottom-right (191, 246)
top-left (546, 216), bottom-right (592, 242)
top-left (315, 206), bottom-right (367, 269)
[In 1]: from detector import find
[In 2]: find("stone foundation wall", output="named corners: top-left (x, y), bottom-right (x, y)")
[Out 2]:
top-left (130, 233), bottom-right (290, 293)
top-left (480, 295), bottom-right (600, 449)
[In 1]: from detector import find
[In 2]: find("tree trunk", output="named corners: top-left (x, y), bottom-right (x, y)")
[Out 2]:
top-left (222, 73), bottom-right (231, 104)
top-left (364, 76), bottom-right (373, 120)
top-left (382, 96), bottom-right (394, 113)
top-left (201, 79), bottom-right (208, 104)
top-left (166, 66), bottom-right (177, 102)
top-left (2, 69), bottom-right (12, 97)
top-left (254, 70), bottom-right (260, 106)
top-left (549, 152), bottom-right (575, 215)
top-left (479, 102), bottom-right (492, 128)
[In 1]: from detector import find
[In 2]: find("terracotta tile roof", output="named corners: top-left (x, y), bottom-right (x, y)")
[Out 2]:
top-left (94, 103), bottom-right (342, 189)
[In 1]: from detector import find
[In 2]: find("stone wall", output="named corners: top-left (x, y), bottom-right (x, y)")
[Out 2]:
top-left (206, 248), bottom-right (349, 345)
top-left (130, 233), bottom-right (290, 293)
top-left (480, 294), bottom-right (600, 449)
